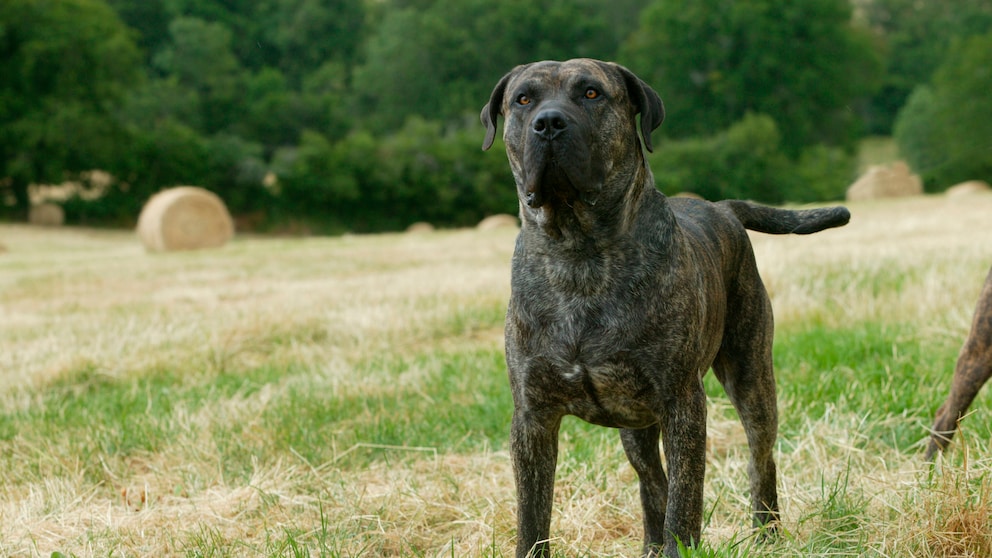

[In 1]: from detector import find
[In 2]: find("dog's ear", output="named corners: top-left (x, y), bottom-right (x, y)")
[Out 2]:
top-left (616, 65), bottom-right (665, 153)
top-left (481, 66), bottom-right (524, 151)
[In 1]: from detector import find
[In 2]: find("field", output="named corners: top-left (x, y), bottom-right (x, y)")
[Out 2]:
top-left (2, 193), bottom-right (992, 557)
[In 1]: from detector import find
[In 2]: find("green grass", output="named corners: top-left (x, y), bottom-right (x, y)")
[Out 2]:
top-left (3, 195), bottom-right (992, 556)
top-left (775, 320), bottom-right (957, 449)
top-left (265, 347), bottom-right (512, 469)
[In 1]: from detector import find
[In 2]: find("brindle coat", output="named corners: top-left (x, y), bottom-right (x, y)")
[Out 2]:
top-left (926, 266), bottom-right (992, 460)
top-left (481, 59), bottom-right (850, 557)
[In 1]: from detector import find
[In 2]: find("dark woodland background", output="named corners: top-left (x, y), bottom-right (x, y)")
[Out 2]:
top-left (1, 0), bottom-right (990, 233)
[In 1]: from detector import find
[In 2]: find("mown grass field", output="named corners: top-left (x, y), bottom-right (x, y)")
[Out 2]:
top-left (2, 193), bottom-right (992, 557)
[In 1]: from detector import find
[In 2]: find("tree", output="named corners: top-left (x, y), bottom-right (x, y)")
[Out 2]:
top-left (649, 113), bottom-right (854, 203)
top-left (894, 32), bottom-right (992, 188)
top-left (621, 0), bottom-right (881, 154)
top-left (263, 0), bottom-right (365, 84)
top-left (352, 0), bottom-right (615, 132)
top-left (104, 0), bottom-right (171, 64)
top-left (860, 0), bottom-right (992, 134)
top-left (0, 0), bottom-right (142, 219)
top-left (153, 17), bottom-right (246, 135)
top-left (649, 114), bottom-right (793, 202)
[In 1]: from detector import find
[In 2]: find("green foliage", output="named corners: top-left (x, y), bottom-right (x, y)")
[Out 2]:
top-left (861, 0), bottom-right (992, 134)
top-left (894, 32), bottom-right (992, 188)
top-left (274, 119), bottom-right (517, 232)
top-left (0, 0), bottom-right (987, 228)
top-left (65, 117), bottom-right (206, 224)
top-left (891, 86), bottom-right (945, 189)
top-left (273, 129), bottom-right (367, 233)
top-left (352, 0), bottom-right (616, 133)
top-left (649, 114), bottom-right (852, 203)
top-left (622, 0), bottom-right (881, 154)
top-left (791, 145), bottom-right (858, 203)
top-left (263, 0), bottom-right (365, 83)
top-left (153, 17), bottom-right (245, 134)
top-left (0, 0), bottom-right (142, 217)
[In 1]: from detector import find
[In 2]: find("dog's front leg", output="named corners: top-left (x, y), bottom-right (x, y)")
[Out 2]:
top-left (620, 424), bottom-right (668, 556)
top-left (511, 408), bottom-right (561, 558)
top-left (660, 385), bottom-right (707, 557)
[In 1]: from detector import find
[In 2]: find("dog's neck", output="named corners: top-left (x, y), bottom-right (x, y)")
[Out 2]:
top-left (516, 164), bottom-right (677, 295)
top-left (519, 161), bottom-right (662, 247)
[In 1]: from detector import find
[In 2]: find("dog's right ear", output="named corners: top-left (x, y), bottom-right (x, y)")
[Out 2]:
top-left (480, 69), bottom-right (518, 151)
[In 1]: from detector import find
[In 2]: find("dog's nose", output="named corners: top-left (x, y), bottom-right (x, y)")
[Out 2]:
top-left (532, 109), bottom-right (568, 140)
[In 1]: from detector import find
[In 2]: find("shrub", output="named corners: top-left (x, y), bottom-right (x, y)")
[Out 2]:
top-left (650, 114), bottom-right (853, 203)
top-left (650, 113), bottom-right (792, 202)
top-left (273, 118), bottom-right (517, 233)
top-left (790, 144), bottom-right (857, 203)
top-left (894, 32), bottom-right (992, 189)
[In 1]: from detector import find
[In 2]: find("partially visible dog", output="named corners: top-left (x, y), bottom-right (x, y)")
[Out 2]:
top-left (481, 58), bottom-right (850, 557)
top-left (926, 266), bottom-right (992, 460)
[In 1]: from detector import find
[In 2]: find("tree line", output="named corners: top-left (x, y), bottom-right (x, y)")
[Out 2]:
top-left (1, 0), bottom-right (990, 232)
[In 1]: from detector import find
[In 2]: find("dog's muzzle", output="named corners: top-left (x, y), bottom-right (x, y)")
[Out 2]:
top-left (521, 108), bottom-right (601, 208)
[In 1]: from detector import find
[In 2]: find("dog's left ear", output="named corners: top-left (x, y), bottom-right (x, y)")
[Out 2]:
top-left (615, 65), bottom-right (665, 153)
top-left (481, 70), bottom-right (516, 151)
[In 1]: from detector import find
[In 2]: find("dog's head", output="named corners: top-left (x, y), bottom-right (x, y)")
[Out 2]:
top-left (481, 59), bottom-right (664, 218)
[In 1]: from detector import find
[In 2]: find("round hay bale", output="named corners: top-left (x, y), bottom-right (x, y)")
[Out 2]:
top-left (476, 213), bottom-right (519, 230)
top-left (946, 180), bottom-right (990, 198)
top-left (846, 161), bottom-right (922, 201)
top-left (672, 191), bottom-right (704, 199)
top-left (406, 222), bottom-right (434, 234)
top-left (136, 186), bottom-right (234, 252)
top-left (29, 202), bottom-right (65, 226)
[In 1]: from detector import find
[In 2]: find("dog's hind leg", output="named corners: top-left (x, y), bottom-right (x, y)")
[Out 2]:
top-left (621, 424), bottom-right (668, 555)
top-left (713, 350), bottom-right (780, 530)
top-left (713, 285), bottom-right (780, 531)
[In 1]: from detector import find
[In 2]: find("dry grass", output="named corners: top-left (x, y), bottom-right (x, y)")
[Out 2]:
top-left (1, 193), bottom-right (992, 557)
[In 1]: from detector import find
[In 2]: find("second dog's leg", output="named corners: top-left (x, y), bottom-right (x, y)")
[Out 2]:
top-left (927, 267), bottom-right (992, 460)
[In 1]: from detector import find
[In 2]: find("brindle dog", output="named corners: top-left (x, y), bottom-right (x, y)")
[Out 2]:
top-left (926, 266), bottom-right (992, 460)
top-left (481, 59), bottom-right (850, 557)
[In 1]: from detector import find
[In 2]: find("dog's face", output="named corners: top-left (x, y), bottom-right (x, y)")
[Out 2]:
top-left (481, 59), bottom-right (664, 220)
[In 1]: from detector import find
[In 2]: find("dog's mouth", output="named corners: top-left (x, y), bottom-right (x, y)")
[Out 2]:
top-left (523, 159), bottom-right (577, 208)
top-left (521, 142), bottom-right (601, 209)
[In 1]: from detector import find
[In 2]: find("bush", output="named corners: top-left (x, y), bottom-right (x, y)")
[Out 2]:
top-left (273, 117), bottom-right (517, 233)
top-left (790, 144), bottom-right (857, 203)
top-left (894, 32), bottom-right (992, 189)
top-left (892, 86), bottom-right (947, 190)
top-left (650, 113), bottom-right (853, 203)
top-left (650, 113), bottom-right (792, 202)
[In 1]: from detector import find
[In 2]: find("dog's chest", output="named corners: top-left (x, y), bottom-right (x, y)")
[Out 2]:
top-left (507, 281), bottom-right (690, 429)
top-left (507, 239), bottom-right (716, 427)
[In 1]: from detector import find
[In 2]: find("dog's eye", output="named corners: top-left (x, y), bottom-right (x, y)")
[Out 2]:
top-left (585, 88), bottom-right (600, 100)
top-left (516, 94), bottom-right (531, 106)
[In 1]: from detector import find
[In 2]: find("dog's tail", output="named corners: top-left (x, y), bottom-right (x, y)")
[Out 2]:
top-left (720, 200), bottom-right (850, 235)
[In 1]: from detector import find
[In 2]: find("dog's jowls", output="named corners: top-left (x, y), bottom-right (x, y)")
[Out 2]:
top-left (482, 58), bottom-right (849, 558)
